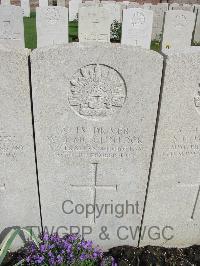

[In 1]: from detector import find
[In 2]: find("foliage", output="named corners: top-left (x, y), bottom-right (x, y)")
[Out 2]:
top-left (110, 20), bottom-right (121, 42)
top-left (151, 40), bottom-right (160, 52)
top-left (0, 227), bottom-right (39, 265)
top-left (20, 233), bottom-right (103, 266)
top-left (0, 229), bottom-right (117, 266)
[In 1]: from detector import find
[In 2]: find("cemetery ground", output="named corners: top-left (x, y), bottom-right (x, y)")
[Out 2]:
top-left (2, 243), bottom-right (200, 265)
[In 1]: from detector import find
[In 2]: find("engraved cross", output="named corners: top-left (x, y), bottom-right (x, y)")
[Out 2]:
top-left (70, 163), bottom-right (118, 223)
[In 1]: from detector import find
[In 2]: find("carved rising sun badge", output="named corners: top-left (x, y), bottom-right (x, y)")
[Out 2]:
top-left (68, 64), bottom-right (127, 120)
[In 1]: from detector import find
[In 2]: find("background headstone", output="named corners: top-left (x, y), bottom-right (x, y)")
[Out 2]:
top-left (142, 3), bottom-right (152, 10)
top-left (31, 43), bottom-right (163, 249)
top-left (169, 3), bottom-right (179, 10)
top-left (101, 1), bottom-right (122, 23)
top-left (170, 3), bottom-right (194, 12)
top-left (39, 0), bottom-right (48, 7)
top-left (0, 6), bottom-right (24, 48)
top-left (0, 46), bottom-right (40, 249)
top-left (150, 3), bottom-right (168, 41)
top-left (21, 0), bottom-right (30, 17)
top-left (36, 6), bottom-right (68, 47)
top-left (141, 48), bottom-right (200, 248)
top-left (182, 4), bottom-right (194, 12)
top-left (79, 5), bottom-right (110, 42)
top-left (1, 0), bottom-right (10, 5)
top-left (122, 1), bottom-right (129, 6)
top-left (127, 2), bottom-right (140, 8)
top-left (69, 0), bottom-right (82, 21)
top-left (121, 8), bottom-right (153, 49)
top-left (162, 10), bottom-right (195, 50)
top-left (57, 0), bottom-right (66, 7)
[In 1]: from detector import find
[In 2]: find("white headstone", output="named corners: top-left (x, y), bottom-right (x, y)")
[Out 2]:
top-left (0, 46), bottom-right (40, 249)
top-left (150, 3), bottom-right (169, 41)
top-left (182, 4), bottom-right (194, 12)
top-left (142, 3), bottom-right (152, 10)
top-left (57, 0), bottom-right (66, 7)
top-left (162, 10), bottom-right (195, 51)
top-left (39, 0), bottom-right (48, 7)
top-left (1, 0), bottom-right (10, 5)
top-left (121, 8), bottom-right (153, 49)
top-left (122, 1), bottom-right (129, 6)
top-left (141, 48), bottom-right (200, 248)
top-left (79, 5), bottom-right (110, 42)
top-left (69, 0), bottom-right (82, 21)
top-left (0, 6), bottom-right (24, 48)
top-left (102, 1), bottom-right (122, 23)
top-left (79, 1), bottom-right (93, 7)
top-left (170, 3), bottom-right (194, 12)
top-left (169, 3), bottom-right (180, 10)
top-left (36, 6), bottom-right (68, 48)
top-left (31, 43), bottom-right (163, 249)
top-left (128, 2), bottom-right (140, 9)
top-left (21, 0), bottom-right (30, 17)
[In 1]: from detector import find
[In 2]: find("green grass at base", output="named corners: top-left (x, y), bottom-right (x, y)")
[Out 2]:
top-left (24, 12), bottom-right (37, 50)
top-left (151, 40), bottom-right (161, 52)
top-left (69, 21), bottom-right (78, 42)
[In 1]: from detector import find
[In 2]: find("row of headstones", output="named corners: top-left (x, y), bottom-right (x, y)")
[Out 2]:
top-left (1, 0), bottom-right (30, 16)
top-left (0, 3), bottom-right (200, 50)
top-left (1, 43), bottom-right (200, 249)
top-left (0, 0), bottom-right (69, 16)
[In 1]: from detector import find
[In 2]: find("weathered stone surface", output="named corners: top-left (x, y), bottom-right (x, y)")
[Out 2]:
top-left (142, 3), bottom-right (152, 9)
top-left (122, 0), bottom-right (129, 6)
top-left (162, 10), bottom-right (195, 50)
top-left (182, 4), bottom-right (195, 11)
top-left (69, 0), bottom-right (82, 21)
top-left (170, 3), bottom-right (194, 12)
top-left (21, 0), bottom-right (30, 17)
top-left (141, 48), bottom-right (200, 248)
top-left (0, 46), bottom-right (40, 248)
top-left (36, 6), bottom-right (68, 47)
top-left (128, 2), bottom-right (140, 8)
top-left (31, 43), bottom-right (163, 249)
top-left (57, 0), bottom-right (66, 6)
top-left (1, 0), bottom-right (10, 5)
top-left (79, 5), bottom-right (110, 42)
top-left (169, 3), bottom-right (179, 10)
top-left (0, 5), bottom-right (24, 48)
top-left (39, 0), bottom-right (48, 7)
top-left (102, 1), bottom-right (122, 23)
top-left (121, 8), bottom-right (153, 49)
top-left (150, 3), bottom-right (169, 41)
top-left (194, 6), bottom-right (200, 43)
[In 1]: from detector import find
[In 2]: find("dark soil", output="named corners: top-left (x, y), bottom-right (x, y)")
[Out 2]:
top-left (2, 245), bottom-right (200, 266)
top-left (105, 245), bottom-right (200, 266)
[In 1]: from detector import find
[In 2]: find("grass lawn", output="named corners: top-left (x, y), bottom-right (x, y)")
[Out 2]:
top-left (24, 12), bottom-right (162, 51)
top-left (24, 12), bottom-right (37, 50)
